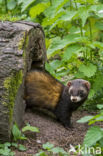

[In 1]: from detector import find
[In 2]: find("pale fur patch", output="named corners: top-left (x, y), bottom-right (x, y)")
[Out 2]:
top-left (70, 96), bottom-right (82, 102)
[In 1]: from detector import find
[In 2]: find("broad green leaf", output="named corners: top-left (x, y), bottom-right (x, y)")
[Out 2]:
top-left (11, 143), bottom-right (18, 148)
top-left (42, 10), bottom-right (64, 27)
top-left (77, 116), bottom-right (94, 123)
top-left (43, 142), bottom-right (54, 150)
top-left (93, 73), bottom-right (103, 91)
top-left (97, 104), bottom-right (103, 110)
top-left (90, 4), bottom-right (103, 17)
top-left (0, 0), bottom-right (2, 4)
top-left (18, 144), bottom-right (27, 151)
top-left (78, 6), bottom-right (90, 26)
top-left (59, 11), bottom-right (77, 22)
top-left (63, 44), bottom-right (82, 61)
top-left (12, 124), bottom-right (22, 141)
top-left (95, 5), bottom-right (103, 17)
top-left (95, 22), bottom-right (103, 30)
top-left (50, 147), bottom-right (67, 154)
top-left (22, 125), bottom-right (39, 133)
top-left (93, 41), bottom-right (103, 49)
top-left (4, 142), bottom-right (11, 147)
top-left (99, 138), bottom-right (103, 147)
top-left (45, 63), bottom-right (55, 75)
top-left (75, 72), bottom-right (85, 79)
top-left (56, 70), bottom-right (69, 78)
top-left (49, 60), bottom-right (62, 70)
top-left (44, 0), bottom-right (68, 18)
top-left (88, 89), bottom-right (95, 99)
top-left (7, 0), bottom-right (16, 10)
top-left (35, 151), bottom-right (48, 156)
top-left (29, 2), bottom-right (50, 18)
top-left (47, 34), bottom-right (80, 56)
top-left (21, 0), bottom-right (36, 12)
top-left (75, 0), bottom-right (98, 4)
top-left (79, 63), bottom-right (97, 77)
top-left (83, 126), bottom-right (103, 147)
top-left (56, 0), bottom-right (68, 12)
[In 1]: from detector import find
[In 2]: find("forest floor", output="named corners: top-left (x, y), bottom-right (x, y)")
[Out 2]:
top-left (15, 109), bottom-right (101, 156)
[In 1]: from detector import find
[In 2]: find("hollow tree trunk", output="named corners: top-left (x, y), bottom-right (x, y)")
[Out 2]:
top-left (0, 21), bottom-right (46, 142)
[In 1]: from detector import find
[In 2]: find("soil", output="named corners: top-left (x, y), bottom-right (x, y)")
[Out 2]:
top-left (15, 109), bottom-right (101, 156)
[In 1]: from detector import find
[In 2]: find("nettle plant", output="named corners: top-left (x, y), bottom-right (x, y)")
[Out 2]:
top-left (77, 104), bottom-right (103, 155)
top-left (19, 0), bottom-right (103, 107)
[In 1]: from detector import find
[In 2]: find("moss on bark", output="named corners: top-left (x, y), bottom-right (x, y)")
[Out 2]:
top-left (4, 71), bottom-right (23, 127)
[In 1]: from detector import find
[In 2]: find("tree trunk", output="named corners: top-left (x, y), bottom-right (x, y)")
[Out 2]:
top-left (0, 21), bottom-right (46, 142)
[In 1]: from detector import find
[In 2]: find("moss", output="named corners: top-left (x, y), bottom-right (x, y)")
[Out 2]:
top-left (18, 32), bottom-right (29, 60)
top-left (23, 35), bottom-right (29, 58)
top-left (18, 32), bottom-right (26, 51)
top-left (4, 70), bottom-right (23, 127)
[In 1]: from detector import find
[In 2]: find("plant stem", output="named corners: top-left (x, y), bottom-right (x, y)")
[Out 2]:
top-left (50, 0), bottom-right (52, 6)
top-left (88, 19), bottom-right (93, 61)
top-left (89, 19), bottom-right (92, 42)
top-left (80, 20), bottom-right (83, 37)
top-left (74, 0), bottom-right (78, 10)
top-left (70, 0), bottom-right (72, 11)
top-left (4, 0), bottom-right (8, 13)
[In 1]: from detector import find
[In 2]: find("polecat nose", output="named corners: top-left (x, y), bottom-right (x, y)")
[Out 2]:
top-left (72, 98), bottom-right (77, 102)
top-left (71, 96), bottom-right (78, 102)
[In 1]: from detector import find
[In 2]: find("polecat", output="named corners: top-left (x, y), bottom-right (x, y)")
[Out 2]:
top-left (25, 70), bottom-right (90, 128)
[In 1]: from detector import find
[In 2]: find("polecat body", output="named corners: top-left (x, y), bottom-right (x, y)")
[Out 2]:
top-left (25, 70), bottom-right (90, 128)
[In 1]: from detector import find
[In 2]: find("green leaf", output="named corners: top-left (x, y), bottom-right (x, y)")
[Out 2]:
top-left (7, 0), bottom-right (16, 10)
top-left (50, 147), bottom-right (67, 154)
top-left (47, 34), bottom-right (80, 57)
top-left (97, 104), bottom-right (103, 110)
top-left (42, 10), bottom-right (64, 27)
top-left (75, 0), bottom-right (98, 4)
top-left (49, 60), bottom-right (62, 70)
top-left (56, 0), bottom-right (68, 12)
top-left (22, 125), bottom-right (39, 133)
top-left (56, 70), bottom-right (69, 78)
top-left (35, 151), bottom-right (48, 156)
top-left (0, 0), bottom-right (2, 4)
top-left (4, 142), bottom-right (11, 147)
top-left (95, 22), bottom-right (103, 30)
top-left (90, 4), bottom-right (103, 17)
top-left (18, 144), bottom-right (27, 151)
top-left (93, 73), bottom-right (103, 91)
top-left (79, 63), bottom-right (97, 77)
top-left (77, 116), bottom-right (94, 123)
top-left (12, 124), bottom-right (22, 141)
top-left (95, 5), bottom-right (103, 18)
top-left (88, 89), bottom-right (95, 99)
top-left (59, 11), bottom-right (77, 22)
top-left (45, 63), bottom-right (55, 75)
top-left (78, 6), bottom-right (90, 26)
top-left (29, 2), bottom-right (50, 18)
top-left (21, 0), bottom-right (36, 12)
top-left (93, 41), bottom-right (103, 49)
top-left (44, 0), bottom-right (67, 18)
top-left (83, 126), bottom-right (103, 147)
top-left (43, 142), bottom-right (54, 150)
top-left (63, 44), bottom-right (82, 61)
top-left (11, 143), bottom-right (18, 148)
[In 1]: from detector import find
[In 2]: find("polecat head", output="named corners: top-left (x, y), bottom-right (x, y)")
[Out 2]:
top-left (67, 79), bottom-right (90, 103)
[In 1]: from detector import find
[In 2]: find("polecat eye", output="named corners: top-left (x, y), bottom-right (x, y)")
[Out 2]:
top-left (79, 90), bottom-right (84, 96)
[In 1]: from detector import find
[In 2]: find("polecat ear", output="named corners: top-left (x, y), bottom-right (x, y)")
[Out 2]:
top-left (67, 81), bottom-right (72, 87)
top-left (84, 81), bottom-right (91, 90)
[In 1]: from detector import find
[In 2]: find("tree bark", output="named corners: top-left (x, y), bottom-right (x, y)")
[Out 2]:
top-left (0, 21), bottom-right (46, 141)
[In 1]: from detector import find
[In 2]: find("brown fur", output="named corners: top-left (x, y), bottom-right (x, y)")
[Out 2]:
top-left (25, 70), bottom-right (63, 109)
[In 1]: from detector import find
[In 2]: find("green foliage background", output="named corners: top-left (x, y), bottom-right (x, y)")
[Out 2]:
top-left (0, 0), bottom-right (103, 108)
top-left (0, 0), bottom-right (103, 154)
